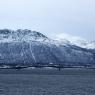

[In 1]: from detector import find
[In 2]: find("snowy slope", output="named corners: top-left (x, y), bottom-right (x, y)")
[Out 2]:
top-left (0, 29), bottom-right (95, 65)
top-left (53, 33), bottom-right (95, 49)
top-left (1, 29), bottom-right (95, 49)
top-left (0, 29), bottom-right (49, 42)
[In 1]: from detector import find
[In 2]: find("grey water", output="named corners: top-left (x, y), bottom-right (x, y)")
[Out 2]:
top-left (0, 68), bottom-right (95, 95)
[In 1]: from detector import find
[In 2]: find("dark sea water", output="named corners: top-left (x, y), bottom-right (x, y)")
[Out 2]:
top-left (0, 68), bottom-right (95, 95)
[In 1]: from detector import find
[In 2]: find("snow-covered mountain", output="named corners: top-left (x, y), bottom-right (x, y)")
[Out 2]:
top-left (0, 29), bottom-right (49, 42)
top-left (54, 33), bottom-right (95, 49)
top-left (0, 29), bottom-right (95, 66)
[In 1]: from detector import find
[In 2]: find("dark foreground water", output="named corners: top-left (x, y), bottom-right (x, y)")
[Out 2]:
top-left (0, 68), bottom-right (95, 95)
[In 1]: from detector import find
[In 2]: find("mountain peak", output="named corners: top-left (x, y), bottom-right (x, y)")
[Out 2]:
top-left (0, 29), bottom-right (48, 42)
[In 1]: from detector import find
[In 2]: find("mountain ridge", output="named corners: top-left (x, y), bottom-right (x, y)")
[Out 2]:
top-left (0, 29), bottom-right (95, 66)
top-left (53, 33), bottom-right (95, 49)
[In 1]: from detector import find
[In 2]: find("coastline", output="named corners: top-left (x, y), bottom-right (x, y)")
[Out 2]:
top-left (0, 68), bottom-right (95, 75)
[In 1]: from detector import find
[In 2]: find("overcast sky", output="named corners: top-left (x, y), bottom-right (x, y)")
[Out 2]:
top-left (0, 0), bottom-right (95, 41)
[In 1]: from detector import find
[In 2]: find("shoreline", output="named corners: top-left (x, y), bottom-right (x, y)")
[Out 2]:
top-left (0, 68), bottom-right (95, 75)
